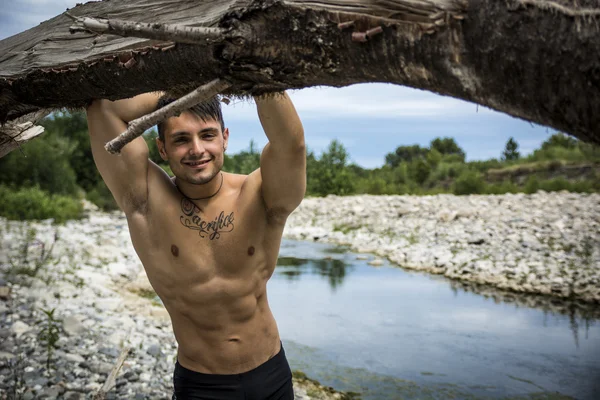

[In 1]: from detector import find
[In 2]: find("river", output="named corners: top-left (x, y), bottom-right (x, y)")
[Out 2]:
top-left (268, 239), bottom-right (600, 400)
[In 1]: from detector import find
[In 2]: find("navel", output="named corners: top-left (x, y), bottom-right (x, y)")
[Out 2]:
top-left (247, 246), bottom-right (255, 256)
top-left (171, 244), bottom-right (179, 257)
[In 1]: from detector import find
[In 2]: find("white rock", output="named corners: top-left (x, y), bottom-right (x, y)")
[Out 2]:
top-left (11, 320), bottom-right (31, 337)
top-left (65, 353), bottom-right (86, 363)
top-left (63, 315), bottom-right (86, 336)
top-left (368, 259), bottom-right (384, 266)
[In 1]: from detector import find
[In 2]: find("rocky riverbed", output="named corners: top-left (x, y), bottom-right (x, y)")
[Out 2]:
top-left (284, 191), bottom-right (600, 303)
top-left (0, 206), bottom-right (346, 399)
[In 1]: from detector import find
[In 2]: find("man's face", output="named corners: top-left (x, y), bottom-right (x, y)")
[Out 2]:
top-left (157, 112), bottom-right (229, 185)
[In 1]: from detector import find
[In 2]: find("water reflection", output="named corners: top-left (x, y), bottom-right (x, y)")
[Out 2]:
top-left (447, 279), bottom-right (599, 348)
top-left (277, 256), bottom-right (353, 290)
top-left (270, 240), bottom-right (600, 400)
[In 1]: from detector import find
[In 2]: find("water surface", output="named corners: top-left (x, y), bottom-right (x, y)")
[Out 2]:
top-left (269, 240), bottom-right (600, 399)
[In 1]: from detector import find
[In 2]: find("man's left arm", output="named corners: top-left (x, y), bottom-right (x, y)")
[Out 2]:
top-left (255, 92), bottom-right (306, 224)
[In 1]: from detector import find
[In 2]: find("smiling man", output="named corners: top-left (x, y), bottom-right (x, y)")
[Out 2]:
top-left (86, 91), bottom-right (306, 399)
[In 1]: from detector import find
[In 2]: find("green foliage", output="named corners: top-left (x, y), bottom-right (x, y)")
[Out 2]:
top-left (541, 133), bottom-right (578, 150)
top-left (40, 111), bottom-right (100, 192)
top-left (223, 139), bottom-right (261, 174)
top-left (0, 186), bottom-right (83, 222)
top-left (86, 180), bottom-right (119, 211)
top-left (308, 140), bottom-right (355, 196)
top-left (0, 130), bottom-right (79, 196)
top-left (453, 170), bottom-right (485, 195)
top-left (484, 181), bottom-right (520, 194)
top-left (37, 308), bottom-right (62, 372)
top-left (385, 144), bottom-right (428, 167)
top-left (430, 137), bottom-right (466, 161)
top-left (144, 129), bottom-right (164, 165)
top-left (502, 137), bottom-right (520, 161)
top-left (410, 159), bottom-right (431, 185)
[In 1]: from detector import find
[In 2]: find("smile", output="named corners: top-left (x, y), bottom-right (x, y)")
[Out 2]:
top-left (184, 159), bottom-right (211, 167)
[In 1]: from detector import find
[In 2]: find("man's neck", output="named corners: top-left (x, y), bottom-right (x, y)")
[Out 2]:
top-left (174, 173), bottom-right (224, 201)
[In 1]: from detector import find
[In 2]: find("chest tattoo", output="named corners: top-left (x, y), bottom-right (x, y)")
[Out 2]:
top-left (179, 198), bottom-right (235, 240)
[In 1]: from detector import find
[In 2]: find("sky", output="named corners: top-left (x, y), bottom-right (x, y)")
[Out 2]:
top-left (0, 0), bottom-right (554, 168)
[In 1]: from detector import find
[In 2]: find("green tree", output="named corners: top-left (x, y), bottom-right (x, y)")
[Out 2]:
top-left (502, 137), bottom-right (520, 161)
top-left (541, 133), bottom-right (578, 150)
top-left (430, 137), bottom-right (466, 161)
top-left (410, 159), bottom-right (431, 185)
top-left (0, 132), bottom-right (79, 196)
top-left (309, 140), bottom-right (355, 196)
top-left (143, 129), bottom-right (164, 165)
top-left (385, 144), bottom-right (428, 167)
top-left (40, 111), bottom-right (100, 191)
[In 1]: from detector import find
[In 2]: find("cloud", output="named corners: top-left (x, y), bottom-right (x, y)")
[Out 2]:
top-left (223, 84), bottom-right (497, 121)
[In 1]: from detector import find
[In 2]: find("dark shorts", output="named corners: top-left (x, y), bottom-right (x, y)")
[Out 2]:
top-left (172, 343), bottom-right (294, 400)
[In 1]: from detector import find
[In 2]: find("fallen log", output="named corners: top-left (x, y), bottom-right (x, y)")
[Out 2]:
top-left (0, 0), bottom-right (599, 157)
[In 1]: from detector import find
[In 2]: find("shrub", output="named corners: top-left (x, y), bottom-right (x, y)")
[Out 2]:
top-left (0, 186), bottom-right (83, 223)
top-left (0, 133), bottom-right (79, 196)
top-left (453, 170), bottom-right (485, 195)
top-left (86, 180), bottom-right (119, 211)
top-left (484, 181), bottom-right (520, 195)
top-left (524, 176), bottom-right (539, 194)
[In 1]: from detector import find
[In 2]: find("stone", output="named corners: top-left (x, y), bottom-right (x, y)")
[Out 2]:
top-left (99, 346), bottom-right (120, 358)
top-left (368, 259), bottom-right (384, 267)
top-left (65, 353), bottom-right (85, 364)
top-left (63, 316), bottom-right (86, 336)
top-left (0, 351), bottom-right (15, 360)
top-left (10, 320), bottom-right (31, 337)
top-left (0, 286), bottom-right (10, 300)
top-left (147, 344), bottom-right (161, 357)
top-left (63, 392), bottom-right (83, 400)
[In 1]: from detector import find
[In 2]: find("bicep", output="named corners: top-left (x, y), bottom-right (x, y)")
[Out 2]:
top-left (86, 101), bottom-right (150, 212)
top-left (260, 142), bottom-right (306, 221)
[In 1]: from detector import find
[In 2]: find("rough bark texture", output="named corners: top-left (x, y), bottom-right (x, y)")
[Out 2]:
top-left (0, 0), bottom-right (599, 157)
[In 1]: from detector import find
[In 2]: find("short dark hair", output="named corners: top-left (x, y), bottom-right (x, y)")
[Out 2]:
top-left (156, 95), bottom-right (225, 141)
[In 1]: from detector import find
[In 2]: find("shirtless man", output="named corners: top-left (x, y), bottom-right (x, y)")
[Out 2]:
top-left (86, 91), bottom-right (305, 399)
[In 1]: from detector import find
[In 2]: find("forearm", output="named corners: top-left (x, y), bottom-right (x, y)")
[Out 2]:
top-left (254, 92), bottom-right (304, 148)
top-left (94, 92), bottom-right (163, 123)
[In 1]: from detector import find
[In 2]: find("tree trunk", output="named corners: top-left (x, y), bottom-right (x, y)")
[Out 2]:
top-left (1, 0), bottom-right (599, 157)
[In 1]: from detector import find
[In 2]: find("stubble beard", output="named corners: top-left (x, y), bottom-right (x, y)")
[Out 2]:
top-left (172, 157), bottom-right (223, 186)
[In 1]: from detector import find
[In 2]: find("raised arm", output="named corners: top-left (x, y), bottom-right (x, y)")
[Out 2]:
top-left (256, 92), bottom-right (306, 224)
top-left (86, 93), bottom-right (162, 213)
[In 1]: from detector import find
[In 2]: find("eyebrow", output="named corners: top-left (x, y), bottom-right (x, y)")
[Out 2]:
top-left (170, 128), bottom-right (219, 139)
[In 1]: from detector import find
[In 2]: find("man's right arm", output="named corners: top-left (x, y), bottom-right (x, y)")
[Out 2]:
top-left (86, 93), bottom-right (162, 214)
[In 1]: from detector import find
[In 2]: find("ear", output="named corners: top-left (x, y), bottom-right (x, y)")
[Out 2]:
top-left (222, 127), bottom-right (230, 152)
top-left (157, 138), bottom-right (168, 161)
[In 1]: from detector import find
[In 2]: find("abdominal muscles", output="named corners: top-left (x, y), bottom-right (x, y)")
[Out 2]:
top-left (157, 267), bottom-right (280, 374)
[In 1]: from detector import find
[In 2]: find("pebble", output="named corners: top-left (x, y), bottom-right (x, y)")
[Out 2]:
top-left (285, 192), bottom-right (600, 303)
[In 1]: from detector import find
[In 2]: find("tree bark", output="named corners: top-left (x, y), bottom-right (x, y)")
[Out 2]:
top-left (0, 0), bottom-right (599, 157)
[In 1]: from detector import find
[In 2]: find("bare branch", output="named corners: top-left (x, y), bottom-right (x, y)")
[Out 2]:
top-left (516, 0), bottom-right (600, 17)
top-left (105, 79), bottom-right (231, 154)
top-left (92, 344), bottom-right (131, 400)
top-left (69, 15), bottom-right (228, 44)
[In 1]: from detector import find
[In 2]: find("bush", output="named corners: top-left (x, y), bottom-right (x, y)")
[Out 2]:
top-left (524, 176), bottom-right (539, 194)
top-left (429, 162), bottom-right (467, 183)
top-left (0, 186), bottom-right (83, 223)
top-left (453, 170), bottom-right (485, 195)
top-left (484, 181), bottom-right (520, 194)
top-left (86, 180), bottom-right (119, 211)
top-left (0, 132), bottom-right (79, 196)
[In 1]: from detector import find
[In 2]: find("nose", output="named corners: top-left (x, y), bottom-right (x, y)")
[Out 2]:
top-left (189, 137), bottom-right (205, 156)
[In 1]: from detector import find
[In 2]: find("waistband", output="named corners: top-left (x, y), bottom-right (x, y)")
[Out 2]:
top-left (174, 342), bottom-right (287, 383)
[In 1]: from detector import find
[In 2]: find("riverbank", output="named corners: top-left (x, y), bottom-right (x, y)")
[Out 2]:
top-left (284, 192), bottom-right (600, 303)
top-left (0, 208), bottom-right (347, 399)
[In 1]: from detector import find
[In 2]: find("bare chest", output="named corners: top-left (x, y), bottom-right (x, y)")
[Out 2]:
top-left (139, 196), bottom-right (268, 279)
